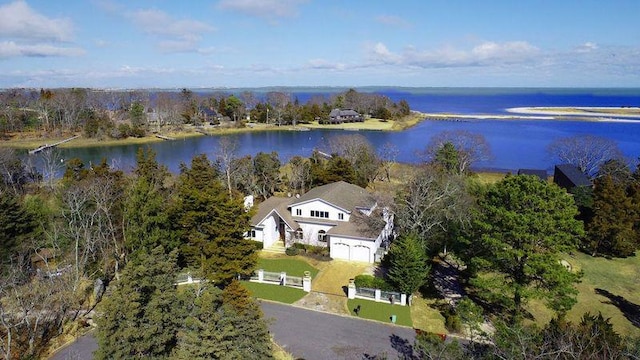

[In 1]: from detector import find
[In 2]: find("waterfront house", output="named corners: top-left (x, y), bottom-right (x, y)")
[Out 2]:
top-left (553, 164), bottom-right (592, 191)
top-left (326, 109), bottom-right (364, 124)
top-left (246, 181), bottom-right (393, 263)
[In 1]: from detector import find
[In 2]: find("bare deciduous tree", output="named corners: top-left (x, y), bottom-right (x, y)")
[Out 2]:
top-left (547, 134), bottom-right (624, 178)
top-left (421, 130), bottom-right (492, 175)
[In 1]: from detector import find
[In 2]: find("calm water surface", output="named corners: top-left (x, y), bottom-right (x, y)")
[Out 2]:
top-left (35, 88), bottom-right (640, 174)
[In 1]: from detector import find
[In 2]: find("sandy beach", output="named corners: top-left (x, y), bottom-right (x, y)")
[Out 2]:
top-left (422, 107), bottom-right (640, 123)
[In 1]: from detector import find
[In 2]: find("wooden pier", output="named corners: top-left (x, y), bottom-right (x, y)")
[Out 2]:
top-left (155, 134), bottom-right (175, 140)
top-left (28, 135), bottom-right (79, 155)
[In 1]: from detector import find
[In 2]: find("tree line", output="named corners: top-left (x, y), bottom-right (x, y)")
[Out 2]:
top-left (0, 88), bottom-right (411, 140)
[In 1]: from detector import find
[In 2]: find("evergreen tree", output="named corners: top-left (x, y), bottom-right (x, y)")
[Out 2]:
top-left (95, 247), bottom-right (182, 359)
top-left (173, 154), bottom-right (256, 285)
top-left (467, 175), bottom-right (583, 323)
top-left (124, 149), bottom-right (176, 260)
top-left (587, 175), bottom-right (637, 257)
top-left (173, 281), bottom-right (273, 359)
top-left (386, 233), bottom-right (430, 294)
top-left (0, 191), bottom-right (36, 267)
top-left (433, 142), bottom-right (461, 175)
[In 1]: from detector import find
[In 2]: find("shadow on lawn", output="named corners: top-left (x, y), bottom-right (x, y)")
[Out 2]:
top-left (595, 288), bottom-right (640, 328)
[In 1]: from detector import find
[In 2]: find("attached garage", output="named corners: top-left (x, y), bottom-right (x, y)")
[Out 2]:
top-left (331, 243), bottom-right (350, 260)
top-left (351, 245), bottom-right (371, 263)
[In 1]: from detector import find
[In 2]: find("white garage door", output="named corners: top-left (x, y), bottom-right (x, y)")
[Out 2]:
top-left (331, 243), bottom-right (350, 260)
top-left (351, 245), bottom-right (370, 263)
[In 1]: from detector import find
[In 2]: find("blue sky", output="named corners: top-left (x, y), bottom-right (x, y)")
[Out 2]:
top-left (0, 0), bottom-right (639, 88)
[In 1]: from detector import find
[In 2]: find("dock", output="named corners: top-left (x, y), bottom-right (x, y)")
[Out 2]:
top-left (155, 134), bottom-right (175, 140)
top-left (28, 135), bottom-right (79, 155)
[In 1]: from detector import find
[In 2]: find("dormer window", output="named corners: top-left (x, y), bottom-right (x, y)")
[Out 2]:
top-left (338, 213), bottom-right (344, 220)
top-left (310, 210), bottom-right (329, 218)
top-left (296, 208), bottom-right (302, 216)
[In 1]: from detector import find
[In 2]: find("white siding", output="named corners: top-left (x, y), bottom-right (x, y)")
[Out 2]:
top-left (259, 214), bottom-right (280, 248)
top-left (291, 200), bottom-right (350, 222)
top-left (296, 221), bottom-right (333, 246)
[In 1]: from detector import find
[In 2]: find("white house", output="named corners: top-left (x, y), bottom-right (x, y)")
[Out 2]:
top-left (246, 181), bottom-right (393, 263)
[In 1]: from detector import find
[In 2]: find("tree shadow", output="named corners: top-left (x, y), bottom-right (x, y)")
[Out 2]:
top-left (595, 288), bottom-right (640, 328)
top-left (389, 333), bottom-right (414, 359)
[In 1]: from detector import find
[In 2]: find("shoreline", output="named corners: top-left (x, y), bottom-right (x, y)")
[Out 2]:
top-left (0, 113), bottom-right (424, 150)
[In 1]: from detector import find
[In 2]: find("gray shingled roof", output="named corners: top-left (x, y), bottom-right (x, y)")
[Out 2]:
top-left (290, 181), bottom-right (375, 213)
top-left (554, 164), bottom-right (591, 188)
top-left (250, 196), bottom-right (298, 229)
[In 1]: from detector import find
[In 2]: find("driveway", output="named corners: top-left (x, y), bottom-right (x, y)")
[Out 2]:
top-left (262, 301), bottom-right (416, 359)
top-left (49, 302), bottom-right (416, 360)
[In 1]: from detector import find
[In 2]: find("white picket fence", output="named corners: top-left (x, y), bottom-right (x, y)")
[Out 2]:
top-left (348, 284), bottom-right (409, 306)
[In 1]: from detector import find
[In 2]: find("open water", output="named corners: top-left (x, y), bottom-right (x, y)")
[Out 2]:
top-left (38, 88), bottom-right (640, 174)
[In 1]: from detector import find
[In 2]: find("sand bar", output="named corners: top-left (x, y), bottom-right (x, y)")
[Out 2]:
top-left (506, 106), bottom-right (640, 118)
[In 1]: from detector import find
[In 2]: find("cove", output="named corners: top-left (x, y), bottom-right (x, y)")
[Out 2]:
top-left (44, 118), bottom-right (640, 175)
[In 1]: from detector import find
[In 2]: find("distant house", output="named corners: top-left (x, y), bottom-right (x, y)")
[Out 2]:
top-left (326, 109), bottom-right (364, 124)
top-left (198, 106), bottom-right (222, 124)
top-left (246, 181), bottom-right (393, 263)
top-left (553, 164), bottom-right (591, 191)
top-left (517, 169), bottom-right (548, 181)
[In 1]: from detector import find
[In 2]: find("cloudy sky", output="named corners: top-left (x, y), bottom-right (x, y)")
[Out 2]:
top-left (0, 0), bottom-right (639, 88)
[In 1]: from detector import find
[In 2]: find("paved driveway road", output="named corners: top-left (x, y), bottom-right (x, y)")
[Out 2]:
top-left (262, 301), bottom-right (416, 359)
top-left (50, 302), bottom-right (416, 360)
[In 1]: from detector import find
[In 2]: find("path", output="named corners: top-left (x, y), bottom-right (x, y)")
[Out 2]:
top-left (294, 258), bottom-right (372, 314)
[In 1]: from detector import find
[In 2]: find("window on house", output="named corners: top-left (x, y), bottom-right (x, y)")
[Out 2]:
top-left (310, 210), bottom-right (329, 218)
top-left (247, 230), bottom-right (256, 238)
top-left (338, 213), bottom-right (344, 220)
top-left (296, 208), bottom-right (302, 216)
top-left (318, 230), bottom-right (327, 242)
top-left (295, 228), bottom-right (304, 240)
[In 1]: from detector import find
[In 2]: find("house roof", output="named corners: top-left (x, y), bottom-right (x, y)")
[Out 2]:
top-left (290, 181), bottom-right (375, 213)
top-left (329, 108), bottom-right (361, 117)
top-left (554, 164), bottom-right (591, 187)
top-left (250, 196), bottom-right (298, 229)
top-left (517, 169), bottom-right (548, 181)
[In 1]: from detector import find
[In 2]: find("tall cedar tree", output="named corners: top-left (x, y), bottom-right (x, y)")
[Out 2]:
top-left (124, 148), bottom-right (177, 260)
top-left (173, 154), bottom-right (256, 285)
top-left (587, 175), bottom-right (638, 257)
top-left (468, 175), bottom-right (584, 323)
top-left (385, 233), bottom-right (430, 294)
top-left (0, 191), bottom-right (36, 266)
top-left (95, 247), bottom-right (182, 359)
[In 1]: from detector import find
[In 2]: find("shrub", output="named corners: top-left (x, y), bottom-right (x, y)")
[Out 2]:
top-left (285, 247), bottom-right (299, 256)
top-left (354, 274), bottom-right (394, 291)
top-left (445, 313), bottom-right (461, 332)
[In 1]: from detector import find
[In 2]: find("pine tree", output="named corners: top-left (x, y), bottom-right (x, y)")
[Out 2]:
top-left (173, 154), bottom-right (257, 285)
top-left (468, 175), bottom-right (584, 323)
top-left (386, 233), bottom-right (430, 295)
top-left (0, 191), bottom-right (36, 266)
top-left (95, 247), bottom-right (182, 359)
top-left (173, 282), bottom-right (273, 360)
top-left (587, 175), bottom-right (637, 257)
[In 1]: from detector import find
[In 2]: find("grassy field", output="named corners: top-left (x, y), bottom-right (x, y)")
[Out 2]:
top-left (410, 295), bottom-right (448, 334)
top-left (347, 299), bottom-right (413, 327)
top-left (526, 252), bottom-right (640, 337)
top-left (256, 258), bottom-right (319, 278)
top-left (242, 281), bottom-right (308, 304)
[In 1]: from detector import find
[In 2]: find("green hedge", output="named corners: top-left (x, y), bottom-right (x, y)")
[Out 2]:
top-left (354, 274), bottom-right (395, 291)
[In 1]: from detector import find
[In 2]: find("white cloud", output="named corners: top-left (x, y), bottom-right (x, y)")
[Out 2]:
top-left (0, 1), bottom-right (74, 41)
top-left (367, 40), bottom-right (540, 68)
top-left (0, 41), bottom-right (84, 58)
top-left (307, 59), bottom-right (346, 71)
top-left (127, 8), bottom-right (214, 53)
top-left (217, 0), bottom-right (307, 20)
top-left (574, 42), bottom-right (599, 53)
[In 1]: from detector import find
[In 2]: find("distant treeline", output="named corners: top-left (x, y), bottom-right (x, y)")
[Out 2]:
top-left (0, 88), bottom-right (411, 139)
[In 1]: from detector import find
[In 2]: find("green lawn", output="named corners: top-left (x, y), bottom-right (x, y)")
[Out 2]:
top-left (347, 299), bottom-right (413, 327)
top-left (242, 281), bottom-right (308, 304)
top-left (527, 252), bottom-right (640, 337)
top-left (257, 258), bottom-right (319, 278)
